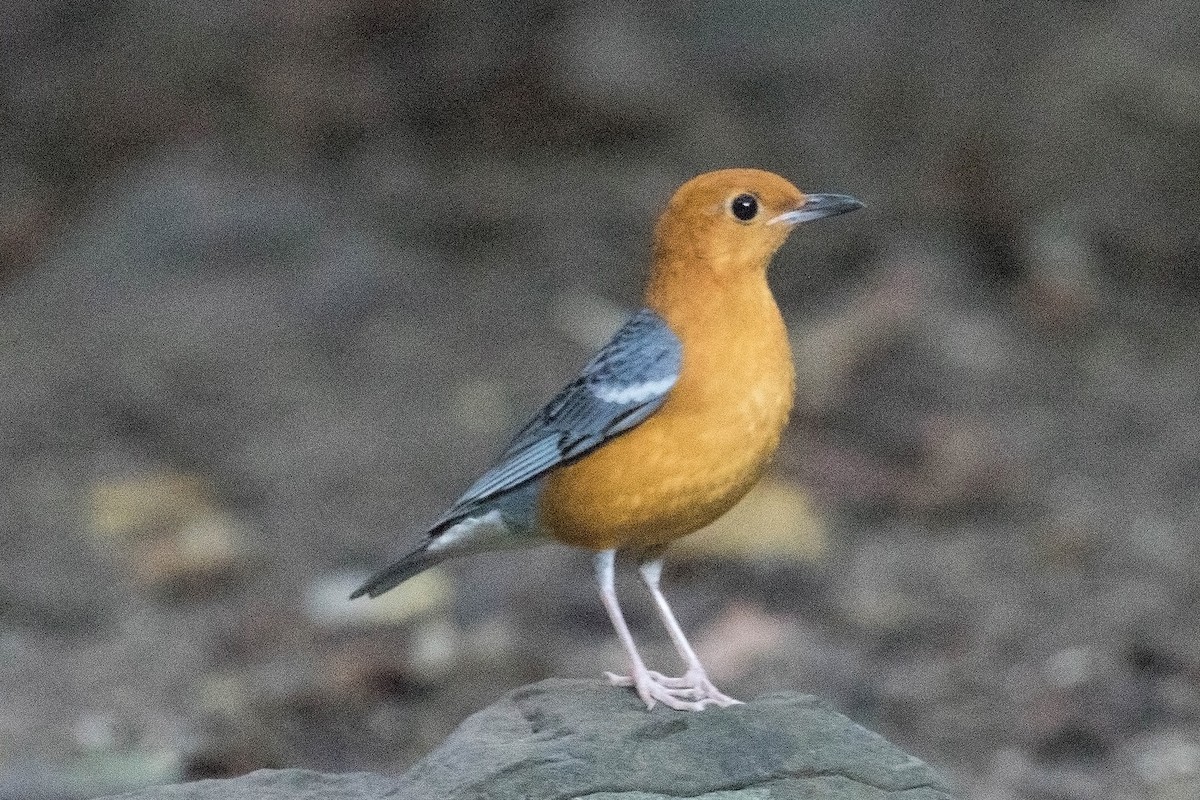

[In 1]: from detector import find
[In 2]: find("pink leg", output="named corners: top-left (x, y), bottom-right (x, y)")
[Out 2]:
top-left (594, 550), bottom-right (711, 711)
top-left (634, 558), bottom-right (742, 706)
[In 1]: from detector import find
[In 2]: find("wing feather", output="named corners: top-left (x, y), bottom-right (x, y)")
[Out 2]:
top-left (431, 308), bottom-right (681, 530)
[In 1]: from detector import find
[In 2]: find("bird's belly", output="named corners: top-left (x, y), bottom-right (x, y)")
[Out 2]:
top-left (537, 378), bottom-right (793, 551)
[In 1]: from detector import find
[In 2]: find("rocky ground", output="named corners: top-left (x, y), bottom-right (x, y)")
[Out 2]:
top-left (2, 2), bottom-right (1200, 800)
top-left (106, 680), bottom-right (958, 800)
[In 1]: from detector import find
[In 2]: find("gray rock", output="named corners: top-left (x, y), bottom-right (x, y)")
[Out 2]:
top-left (105, 771), bottom-right (395, 800)
top-left (106, 679), bottom-right (958, 799)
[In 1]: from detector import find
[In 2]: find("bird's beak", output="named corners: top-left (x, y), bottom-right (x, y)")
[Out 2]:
top-left (769, 193), bottom-right (864, 225)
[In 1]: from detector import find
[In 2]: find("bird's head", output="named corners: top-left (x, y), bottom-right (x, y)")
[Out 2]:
top-left (651, 168), bottom-right (862, 279)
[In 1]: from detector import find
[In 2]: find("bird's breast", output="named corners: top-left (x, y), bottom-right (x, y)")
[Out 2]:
top-left (538, 293), bottom-right (795, 551)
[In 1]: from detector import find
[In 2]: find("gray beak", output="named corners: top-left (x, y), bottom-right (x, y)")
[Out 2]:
top-left (770, 193), bottom-right (864, 225)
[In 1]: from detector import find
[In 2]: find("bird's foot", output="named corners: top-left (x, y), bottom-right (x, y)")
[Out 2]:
top-left (605, 668), bottom-right (741, 711)
top-left (678, 668), bottom-right (742, 707)
top-left (606, 669), bottom-right (710, 711)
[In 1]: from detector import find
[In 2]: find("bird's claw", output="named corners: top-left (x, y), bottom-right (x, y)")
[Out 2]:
top-left (606, 668), bottom-right (742, 711)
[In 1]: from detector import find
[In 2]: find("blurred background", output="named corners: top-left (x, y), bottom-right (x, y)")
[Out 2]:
top-left (2, 1), bottom-right (1199, 798)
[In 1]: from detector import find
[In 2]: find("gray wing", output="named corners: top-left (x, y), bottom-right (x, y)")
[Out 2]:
top-left (431, 308), bottom-right (682, 530)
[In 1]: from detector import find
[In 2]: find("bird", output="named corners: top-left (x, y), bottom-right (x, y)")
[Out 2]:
top-left (352, 169), bottom-right (862, 711)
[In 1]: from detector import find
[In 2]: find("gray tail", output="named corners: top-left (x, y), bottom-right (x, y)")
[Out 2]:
top-left (349, 544), bottom-right (443, 600)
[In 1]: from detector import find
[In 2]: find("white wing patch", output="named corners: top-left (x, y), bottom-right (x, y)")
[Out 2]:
top-left (426, 510), bottom-right (509, 555)
top-left (590, 376), bottom-right (676, 405)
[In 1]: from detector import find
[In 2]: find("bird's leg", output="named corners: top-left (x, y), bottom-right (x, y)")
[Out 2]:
top-left (594, 550), bottom-right (710, 711)
top-left (635, 557), bottom-right (742, 707)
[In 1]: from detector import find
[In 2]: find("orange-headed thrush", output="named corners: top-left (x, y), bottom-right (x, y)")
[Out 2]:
top-left (353, 169), bottom-right (863, 710)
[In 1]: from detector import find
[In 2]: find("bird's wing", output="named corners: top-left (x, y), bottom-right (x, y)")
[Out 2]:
top-left (431, 308), bottom-right (682, 530)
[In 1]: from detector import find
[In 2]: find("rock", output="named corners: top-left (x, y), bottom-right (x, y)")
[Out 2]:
top-left (302, 569), bottom-right (453, 629)
top-left (87, 471), bottom-right (250, 596)
top-left (105, 679), bottom-right (958, 799)
top-left (104, 771), bottom-right (394, 800)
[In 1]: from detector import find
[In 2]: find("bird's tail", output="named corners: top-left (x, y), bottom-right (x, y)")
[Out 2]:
top-left (349, 544), bottom-right (443, 600)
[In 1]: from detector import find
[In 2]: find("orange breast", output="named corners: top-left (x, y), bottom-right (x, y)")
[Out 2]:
top-left (537, 282), bottom-right (795, 552)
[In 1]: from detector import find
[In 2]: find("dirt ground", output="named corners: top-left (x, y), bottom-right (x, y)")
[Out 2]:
top-left (2, 3), bottom-right (1200, 799)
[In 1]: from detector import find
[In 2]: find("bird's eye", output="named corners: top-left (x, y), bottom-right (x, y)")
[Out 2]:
top-left (730, 193), bottom-right (758, 221)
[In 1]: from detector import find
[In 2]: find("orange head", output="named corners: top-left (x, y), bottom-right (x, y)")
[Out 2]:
top-left (649, 168), bottom-right (862, 282)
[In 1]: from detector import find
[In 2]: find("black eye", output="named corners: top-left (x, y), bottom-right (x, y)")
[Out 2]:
top-left (730, 193), bottom-right (758, 221)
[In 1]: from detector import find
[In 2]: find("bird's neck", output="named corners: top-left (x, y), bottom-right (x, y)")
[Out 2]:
top-left (644, 258), bottom-right (783, 339)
